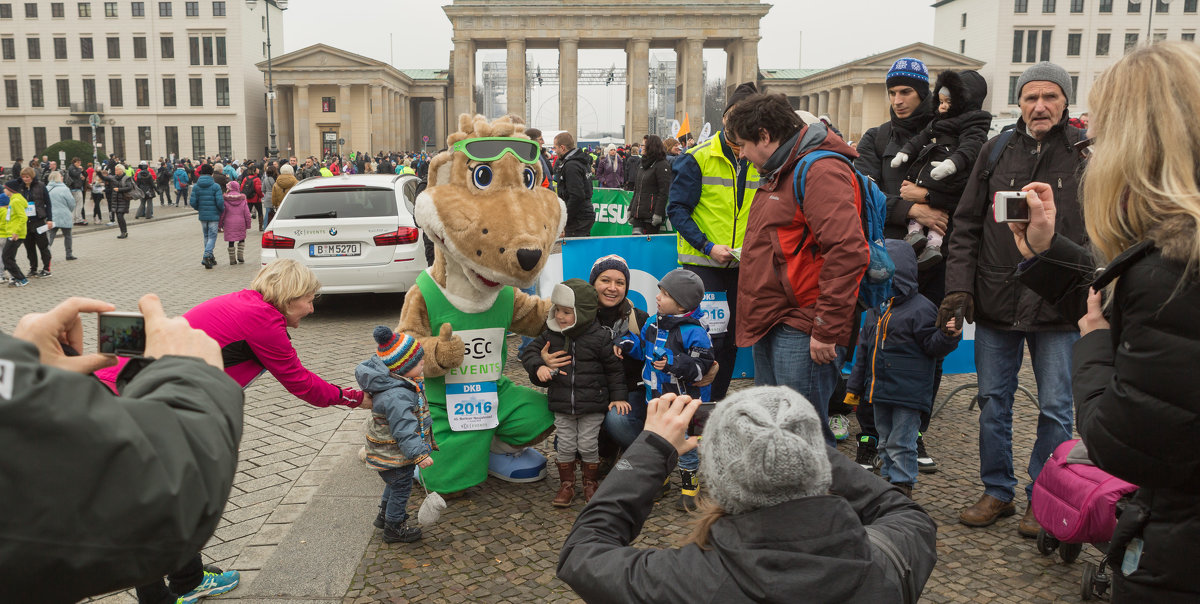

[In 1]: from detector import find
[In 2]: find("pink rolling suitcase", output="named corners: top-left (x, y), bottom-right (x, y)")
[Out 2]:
top-left (1032, 438), bottom-right (1137, 545)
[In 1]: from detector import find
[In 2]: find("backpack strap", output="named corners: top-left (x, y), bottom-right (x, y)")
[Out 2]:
top-left (978, 129), bottom-right (1014, 183)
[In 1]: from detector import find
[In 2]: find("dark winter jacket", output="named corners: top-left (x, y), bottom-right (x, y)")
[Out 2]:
top-left (66, 164), bottom-right (85, 189)
top-left (621, 309), bottom-right (715, 400)
top-left (595, 154), bottom-right (624, 189)
top-left (555, 148), bottom-right (595, 226)
top-left (111, 172), bottom-right (136, 214)
top-left (521, 279), bottom-right (627, 414)
top-left (189, 175), bottom-right (225, 222)
top-left (848, 240), bottom-right (960, 412)
top-left (854, 98), bottom-right (936, 239)
top-left (1068, 216), bottom-right (1200, 601)
top-left (6, 178), bottom-right (50, 222)
top-left (622, 153), bottom-right (641, 190)
top-left (944, 115), bottom-right (1088, 331)
top-left (558, 431), bottom-right (939, 604)
top-left (629, 156), bottom-right (671, 224)
top-left (596, 299), bottom-right (651, 396)
top-left (356, 356), bottom-right (436, 471)
top-left (0, 332), bottom-right (243, 603)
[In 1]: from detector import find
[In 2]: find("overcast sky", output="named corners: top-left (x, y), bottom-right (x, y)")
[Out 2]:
top-left (281, 0), bottom-right (938, 132)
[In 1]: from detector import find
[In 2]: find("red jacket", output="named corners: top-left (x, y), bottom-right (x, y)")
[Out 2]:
top-left (736, 125), bottom-right (869, 348)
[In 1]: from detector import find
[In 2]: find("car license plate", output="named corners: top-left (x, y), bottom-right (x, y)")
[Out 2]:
top-left (309, 243), bottom-right (361, 257)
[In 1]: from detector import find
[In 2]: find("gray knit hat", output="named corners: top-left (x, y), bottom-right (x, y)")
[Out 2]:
top-left (657, 268), bottom-right (705, 314)
top-left (1016, 61), bottom-right (1073, 104)
top-left (699, 386), bottom-right (832, 515)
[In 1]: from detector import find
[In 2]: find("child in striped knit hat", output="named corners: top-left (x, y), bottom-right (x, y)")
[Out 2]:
top-left (356, 325), bottom-right (437, 543)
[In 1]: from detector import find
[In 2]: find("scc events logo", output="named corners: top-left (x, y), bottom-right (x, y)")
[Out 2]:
top-left (465, 337), bottom-right (495, 360)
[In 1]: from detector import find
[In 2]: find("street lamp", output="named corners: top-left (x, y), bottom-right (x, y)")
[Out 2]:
top-left (247, 0), bottom-right (287, 161)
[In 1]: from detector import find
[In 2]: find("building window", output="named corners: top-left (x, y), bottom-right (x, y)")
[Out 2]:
top-left (960, 39), bottom-right (966, 53)
top-left (1184, 32), bottom-right (1197, 41)
top-left (961, 12), bottom-right (967, 26)
top-left (1156, 0), bottom-right (1169, 11)
top-left (33, 127), bottom-right (46, 154)
top-left (30, 78), bottom-right (42, 106)
top-left (59, 126), bottom-right (72, 142)
top-left (80, 36), bottom-right (93, 59)
top-left (1152, 31), bottom-right (1167, 42)
top-left (1128, 0), bottom-right (1140, 13)
top-left (112, 126), bottom-right (124, 159)
top-left (215, 77), bottom-right (228, 106)
top-left (212, 0), bottom-right (223, 15)
top-left (1013, 30), bottom-right (1026, 62)
top-left (8, 128), bottom-right (22, 162)
top-left (1070, 75), bottom-right (1079, 95)
top-left (1071, 0), bottom-right (1084, 11)
top-left (138, 126), bottom-right (151, 157)
top-left (103, 1), bottom-right (116, 16)
top-left (0, 4), bottom-right (10, 18)
top-left (78, 2), bottom-right (90, 16)
top-left (51, 2), bottom-right (64, 16)
top-left (184, 0), bottom-right (196, 15)
top-left (202, 35), bottom-right (212, 64)
top-left (1015, 0), bottom-right (1028, 12)
top-left (82, 77), bottom-right (96, 105)
top-left (215, 36), bottom-right (225, 64)
top-left (164, 125), bottom-right (178, 157)
top-left (189, 77), bottom-right (202, 106)
top-left (131, 1), bottom-right (143, 16)
top-left (24, 2), bottom-right (36, 17)
top-left (106, 36), bottom-right (119, 58)
top-left (27, 36), bottom-right (39, 60)
top-left (56, 78), bottom-right (70, 106)
top-left (1187, 0), bottom-right (1198, 12)
top-left (1100, 0), bottom-right (1112, 11)
top-left (133, 36), bottom-right (146, 58)
top-left (135, 77), bottom-right (148, 106)
top-left (322, 97), bottom-right (336, 112)
top-left (188, 36), bottom-right (198, 64)
top-left (1125, 31), bottom-right (1139, 52)
top-left (1043, 0), bottom-right (1056, 12)
top-left (158, 0), bottom-right (170, 15)
top-left (191, 125), bottom-right (204, 158)
top-left (218, 125), bottom-right (231, 158)
top-left (160, 36), bottom-right (172, 59)
top-left (53, 37), bottom-right (66, 59)
top-left (1, 38), bottom-right (13, 60)
top-left (1068, 32), bottom-right (1082, 55)
top-left (109, 77), bottom-right (122, 106)
top-left (4, 79), bottom-right (17, 107)
top-left (162, 77), bottom-right (175, 106)
top-left (1041, 30), bottom-right (1053, 61)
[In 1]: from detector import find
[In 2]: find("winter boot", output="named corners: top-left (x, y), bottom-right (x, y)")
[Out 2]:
top-left (373, 506), bottom-right (386, 529)
top-left (916, 245), bottom-right (943, 271)
top-left (892, 483), bottom-right (914, 499)
top-left (676, 469), bottom-right (699, 512)
top-left (581, 462), bottom-right (601, 502)
top-left (228, 246), bottom-right (237, 265)
top-left (382, 520), bottom-right (422, 543)
top-left (855, 435), bottom-right (880, 471)
top-left (552, 461), bottom-right (577, 508)
top-left (203, 255), bottom-right (215, 269)
top-left (237, 240), bottom-right (245, 263)
top-left (904, 230), bottom-right (927, 254)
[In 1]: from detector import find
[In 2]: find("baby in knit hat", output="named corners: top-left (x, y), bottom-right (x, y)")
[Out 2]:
top-left (356, 326), bottom-right (436, 544)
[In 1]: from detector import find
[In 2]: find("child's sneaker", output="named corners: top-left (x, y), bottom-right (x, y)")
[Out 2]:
top-left (904, 230), bottom-right (927, 254)
top-left (916, 246), bottom-right (943, 271)
top-left (9, 278), bottom-right (29, 288)
top-left (855, 435), bottom-right (879, 471)
top-left (175, 565), bottom-right (240, 603)
top-left (829, 414), bottom-right (850, 442)
top-left (916, 434), bottom-right (938, 473)
top-left (383, 520), bottom-right (422, 543)
top-left (675, 469), bottom-right (699, 512)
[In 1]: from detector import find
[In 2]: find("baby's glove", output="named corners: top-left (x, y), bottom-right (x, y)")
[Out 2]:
top-left (844, 392), bottom-right (862, 407)
top-left (930, 160), bottom-right (957, 181)
top-left (889, 152), bottom-right (909, 169)
top-left (652, 214), bottom-right (664, 227)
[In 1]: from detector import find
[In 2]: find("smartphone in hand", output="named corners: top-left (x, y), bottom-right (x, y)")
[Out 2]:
top-left (97, 311), bottom-right (147, 357)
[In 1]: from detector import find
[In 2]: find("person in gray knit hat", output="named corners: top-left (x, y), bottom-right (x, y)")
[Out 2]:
top-left (558, 390), bottom-right (938, 603)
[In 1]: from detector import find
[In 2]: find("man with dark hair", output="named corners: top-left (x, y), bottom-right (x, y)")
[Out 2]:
top-left (725, 92), bottom-right (869, 447)
top-left (553, 132), bottom-right (594, 237)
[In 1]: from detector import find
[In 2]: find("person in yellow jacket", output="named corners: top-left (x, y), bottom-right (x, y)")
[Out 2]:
top-left (2, 184), bottom-right (30, 286)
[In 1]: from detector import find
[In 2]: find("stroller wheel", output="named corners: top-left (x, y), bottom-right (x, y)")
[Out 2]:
top-left (1081, 562), bottom-right (1097, 600)
top-left (1060, 541), bottom-right (1083, 563)
top-left (1036, 528), bottom-right (1058, 555)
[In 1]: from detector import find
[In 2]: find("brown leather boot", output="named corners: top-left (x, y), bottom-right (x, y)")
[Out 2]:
top-left (552, 461), bottom-right (577, 508)
top-left (1017, 505), bottom-right (1041, 538)
top-left (581, 462), bottom-right (601, 502)
top-left (959, 493), bottom-right (1016, 527)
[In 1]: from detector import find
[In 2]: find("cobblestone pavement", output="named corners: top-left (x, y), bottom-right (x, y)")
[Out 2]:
top-left (4, 213), bottom-right (1104, 603)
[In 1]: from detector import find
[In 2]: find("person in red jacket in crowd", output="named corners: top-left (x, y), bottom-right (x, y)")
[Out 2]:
top-left (239, 164), bottom-right (266, 231)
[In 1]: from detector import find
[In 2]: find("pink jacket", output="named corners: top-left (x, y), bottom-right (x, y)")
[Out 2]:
top-left (220, 181), bottom-right (252, 243)
top-left (96, 289), bottom-right (364, 408)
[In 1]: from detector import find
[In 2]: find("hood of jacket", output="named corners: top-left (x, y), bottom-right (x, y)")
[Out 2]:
top-left (1148, 214), bottom-right (1199, 268)
top-left (934, 70), bottom-right (988, 116)
top-left (46, 181), bottom-right (68, 194)
top-left (655, 308), bottom-right (705, 332)
top-left (194, 174), bottom-right (219, 191)
top-left (761, 122), bottom-right (859, 184)
top-left (562, 148), bottom-right (593, 170)
top-left (886, 238), bottom-right (919, 303)
top-left (355, 354), bottom-right (412, 394)
top-left (547, 278), bottom-right (599, 338)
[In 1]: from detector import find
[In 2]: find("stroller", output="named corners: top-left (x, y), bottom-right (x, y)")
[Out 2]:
top-left (1031, 438), bottom-right (1138, 600)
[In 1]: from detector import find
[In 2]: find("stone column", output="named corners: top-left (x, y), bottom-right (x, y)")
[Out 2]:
top-left (295, 84), bottom-right (310, 158)
top-left (506, 38), bottom-right (526, 121)
top-left (626, 37), bottom-right (650, 142)
top-left (434, 94), bottom-right (447, 149)
top-left (339, 84), bottom-right (352, 153)
top-left (391, 91), bottom-right (400, 152)
top-left (684, 38), bottom-right (704, 135)
top-left (849, 84), bottom-right (864, 141)
top-left (818, 90), bottom-right (829, 117)
top-left (740, 37), bottom-right (760, 87)
top-left (829, 88), bottom-right (841, 123)
top-left (370, 85), bottom-right (384, 154)
top-left (725, 40), bottom-right (742, 99)
top-left (452, 38), bottom-right (475, 119)
top-left (398, 94), bottom-right (408, 151)
top-left (838, 86), bottom-right (851, 134)
top-left (558, 38), bottom-right (579, 135)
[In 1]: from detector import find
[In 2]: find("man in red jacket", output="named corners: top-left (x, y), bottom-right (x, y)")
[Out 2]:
top-left (724, 93), bottom-right (869, 446)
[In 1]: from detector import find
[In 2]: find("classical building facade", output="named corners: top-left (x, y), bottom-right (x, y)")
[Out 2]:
top-left (442, 0), bottom-right (769, 140)
top-left (258, 44), bottom-right (449, 159)
top-left (1, 0), bottom-right (283, 165)
top-left (760, 43), bottom-right (985, 143)
top-left (933, 0), bottom-right (1199, 116)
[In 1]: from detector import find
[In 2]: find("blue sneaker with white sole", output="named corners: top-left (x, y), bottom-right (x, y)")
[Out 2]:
top-left (175, 566), bottom-right (240, 603)
top-left (487, 447), bottom-right (547, 482)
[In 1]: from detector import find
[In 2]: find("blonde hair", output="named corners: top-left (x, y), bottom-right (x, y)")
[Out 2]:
top-left (679, 496), bottom-right (725, 550)
top-left (250, 259), bottom-right (321, 313)
top-left (1084, 41), bottom-right (1200, 271)
top-left (48, 171), bottom-right (63, 182)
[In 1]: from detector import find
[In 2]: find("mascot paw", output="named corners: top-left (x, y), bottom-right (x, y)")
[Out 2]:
top-left (434, 323), bottom-right (465, 369)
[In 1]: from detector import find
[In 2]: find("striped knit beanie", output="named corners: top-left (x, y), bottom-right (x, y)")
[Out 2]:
top-left (373, 325), bottom-right (423, 376)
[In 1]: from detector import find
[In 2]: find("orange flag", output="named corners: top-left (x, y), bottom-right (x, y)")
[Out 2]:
top-left (677, 113), bottom-right (691, 139)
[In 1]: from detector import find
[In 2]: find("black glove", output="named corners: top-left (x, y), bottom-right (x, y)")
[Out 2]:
top-left (936, 292), bottom-right (974, 337)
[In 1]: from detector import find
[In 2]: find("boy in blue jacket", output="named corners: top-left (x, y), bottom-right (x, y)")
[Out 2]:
top-left (619, 268), bottom-right (715, 510)
top-left (846, 240), bottom-right (961, 497)
top-left (356, 326), bottom-right (437, 544)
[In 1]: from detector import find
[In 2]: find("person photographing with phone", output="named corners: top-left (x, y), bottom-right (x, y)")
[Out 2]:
top-left (0, 294), bottom-right (243, 603)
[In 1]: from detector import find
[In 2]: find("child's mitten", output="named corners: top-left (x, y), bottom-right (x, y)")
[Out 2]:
top-left (930, 160), bottom-right (957, 181)
top-left (889, 152), bottom-right (909, 169)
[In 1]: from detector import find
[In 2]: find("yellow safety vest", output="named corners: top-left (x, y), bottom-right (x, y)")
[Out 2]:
top-left (676, 132), bottom-right (760, 267)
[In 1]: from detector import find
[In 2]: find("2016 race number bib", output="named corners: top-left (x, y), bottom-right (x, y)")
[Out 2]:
top-left (445, 328), bottom-right (504, 431)
top-left (700, 292), bottom-right (729, 335)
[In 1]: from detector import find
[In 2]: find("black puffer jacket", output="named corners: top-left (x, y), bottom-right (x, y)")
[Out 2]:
top-left (628, 156), bottom-right (671, 223)
top-left (555, 149), bottom-right (595, 225)
top-left (521, 279), bottom-right (627, 414)
top-left (6, 179), bottom-right (50, 222)
top-left (854, 100), bottom-right (935, 239)
top-left (944, 115), bottom-right (1088, 331)
top-left (1069, 216), bottom-right (1200, 601)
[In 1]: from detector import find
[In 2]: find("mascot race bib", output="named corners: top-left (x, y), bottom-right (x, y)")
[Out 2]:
top-left (445, 327), bottom-right (505, 431)
top-left (700, 292), bottom-right (729, 335)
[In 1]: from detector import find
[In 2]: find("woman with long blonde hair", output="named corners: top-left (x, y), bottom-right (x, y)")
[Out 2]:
top-left (1010, 41), bottom-right (1200, 601)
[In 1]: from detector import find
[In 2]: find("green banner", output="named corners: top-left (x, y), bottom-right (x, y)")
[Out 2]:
top-left (587, 188), bottom-right (675, 236)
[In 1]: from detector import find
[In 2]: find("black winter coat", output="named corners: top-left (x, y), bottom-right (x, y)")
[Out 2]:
top-left (521, 320), bottom-right (627, 415)
top-left (944, 116), bottom-right (1088, 331)
top-left (629, 157), bottom-right (671, 223)
top-left (854, 105), bottom-right (935, 240)
top-left (555, 149), bottom-right (594, 225)
top-left (7, 179), bottom-right (50, 222)
top-left (1067, 216), bottom-right (1200, 601)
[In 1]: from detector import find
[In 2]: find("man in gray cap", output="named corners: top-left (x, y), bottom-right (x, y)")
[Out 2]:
top-left (939, 61), bottom-right (1089, 537)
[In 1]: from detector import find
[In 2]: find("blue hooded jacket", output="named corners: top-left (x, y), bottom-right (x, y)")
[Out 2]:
top-left (189, 175), bottom-right (225, 222)
top-left (847, 239), bottom-right (960, 412)
top-left (620, 308), bottom-right (715, 401)
top-left (355, 355), bottom-right (434, 469)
